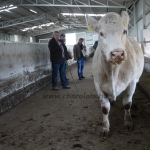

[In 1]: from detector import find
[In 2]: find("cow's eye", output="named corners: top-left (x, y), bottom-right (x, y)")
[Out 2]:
top-left (100, 32), bottom-right (104, 37)
top-left (123, 30), bottom-right (127, 34)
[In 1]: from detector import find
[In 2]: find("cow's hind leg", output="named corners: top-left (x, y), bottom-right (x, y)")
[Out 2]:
top-left (123, 80), bottom-right (137, 131)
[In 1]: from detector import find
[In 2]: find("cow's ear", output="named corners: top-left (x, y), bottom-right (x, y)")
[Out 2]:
top-left (121, 11), bottom-right (129, 29)
top-left (85, 14), bottom-right (98, 32)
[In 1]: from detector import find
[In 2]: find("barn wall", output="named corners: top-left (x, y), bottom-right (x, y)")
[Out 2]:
top-left (0, 33), bottom-right (36, 43)
top-left (86, 32), bottom-right (98, 46)
top-left (36, 29), bottom-right (98, 47)
top-left (128, 0), bottom-right (150, 43)
top-left (76, 32), bottom-right (86, 44)
top-left (141, 29), bottom-right (150, 57)
top-left (0, 41), bottom-right (94, 114)
top-left (0, 41), bottom-right (51, 113)
top-left (144, 57), bottom-right (150, 73)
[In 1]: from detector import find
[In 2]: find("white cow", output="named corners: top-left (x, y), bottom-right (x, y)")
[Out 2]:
top-left (86, 11), bottom-right (144, 137)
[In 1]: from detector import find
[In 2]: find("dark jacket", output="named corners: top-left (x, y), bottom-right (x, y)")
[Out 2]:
top-left (59, 39), bottom-right (72, 60)
top-left (48, 37), bottom-right (64, 63)
top-left (93, 41), bottom-right (98, 50)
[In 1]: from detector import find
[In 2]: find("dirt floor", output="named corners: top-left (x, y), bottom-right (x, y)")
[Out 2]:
top-left (0, 58), bottom-right (150, 150)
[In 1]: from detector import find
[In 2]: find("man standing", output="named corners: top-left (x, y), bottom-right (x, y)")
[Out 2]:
top-left (73, 38), bottom-right (86, 80)
top-left (59, 33), bottom-right (72, 81)
top-left (93, 40), bottom-right (98, 50)
top-left (48, 31), bottom-right (70, 90)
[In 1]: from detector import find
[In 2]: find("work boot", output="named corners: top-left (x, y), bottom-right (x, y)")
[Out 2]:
top-left (63, 85), bottom-right (71, 89)
top-left (53, 86), bottom-right (59, 90)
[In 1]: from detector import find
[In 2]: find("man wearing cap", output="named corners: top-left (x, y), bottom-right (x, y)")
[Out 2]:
top-left (59, 33), bottom-right (72, 81)
top-left (73, 38), bottom-right (86, 80)
top-left (48, 31), bottom-right (70, 90)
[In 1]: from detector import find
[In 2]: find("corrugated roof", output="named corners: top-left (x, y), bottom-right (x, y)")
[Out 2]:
top-left (0, 0), bottom-right (132, 36)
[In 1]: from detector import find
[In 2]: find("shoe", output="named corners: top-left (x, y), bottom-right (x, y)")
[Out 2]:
top-left (66, 78), bottom-right (69, 81)
top-left (53, 86), bottom-right (59, 90)
top-left (63, 85), bottom-right (71, 89)
top-left (79, 78), bottom-right (82, 80)
top-left (82, 76), bottom-right (85, 78)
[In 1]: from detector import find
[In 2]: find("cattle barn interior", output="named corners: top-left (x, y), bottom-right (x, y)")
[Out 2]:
top-left (0, 0), bottom-right (150, 149)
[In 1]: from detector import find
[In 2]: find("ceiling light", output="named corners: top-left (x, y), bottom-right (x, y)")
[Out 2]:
top-left (74, 13), bottom-right (84, 16)
top-left (61, 13), bottom-right (105, 17)
top-left (89, 14), bottom-right (105, 17)
top-left (21, 22), bottom-right (54, 31)
top-left (9, 7), bottom-right (17, 10)
top-left (0, 5), bottom-right (17, 12)
top-left (30, 9), bottom-right (37, 13)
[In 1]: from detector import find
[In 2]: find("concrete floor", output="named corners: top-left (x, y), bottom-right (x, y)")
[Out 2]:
top-left (0, 58), bottom-right (150, 150)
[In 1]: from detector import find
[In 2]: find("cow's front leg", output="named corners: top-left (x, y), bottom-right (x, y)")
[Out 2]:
top-left (94, 79), bottom-right (110, 137)
top-left (100, 97), bottom-right (110, 138)
top-left (123, 81), bottom-right (136, 131)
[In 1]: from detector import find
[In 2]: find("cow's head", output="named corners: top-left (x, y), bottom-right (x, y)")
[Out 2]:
top-left (86, 11), bottom-right (129, 64)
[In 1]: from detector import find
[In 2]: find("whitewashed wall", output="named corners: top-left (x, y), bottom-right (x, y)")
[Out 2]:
top-left (0, 33), bottom-right (36, 43)
top-left (0, 41), bottom-right (50, 99)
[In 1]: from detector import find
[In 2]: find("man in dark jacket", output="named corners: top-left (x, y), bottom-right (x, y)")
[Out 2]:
top-left (59, 33), bottom-right (71, 81)
top-left (48, 31), bottom-right (70, 90)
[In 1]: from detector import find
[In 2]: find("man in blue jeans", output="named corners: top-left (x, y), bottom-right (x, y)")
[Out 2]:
top-left (73, 38), bottom-right (86, 80)
top-left (48, 31), bottom-right (70, 90)
top-left (59, 33), bottom-right (72, 81)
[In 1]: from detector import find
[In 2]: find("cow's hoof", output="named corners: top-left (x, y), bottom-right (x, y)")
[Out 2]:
top-left (124, 124), bottom-right (134, 131)
top-left (100, 131), bottom-right (110, 139)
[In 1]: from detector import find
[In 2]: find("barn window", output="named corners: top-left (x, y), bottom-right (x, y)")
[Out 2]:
top-left (14, 35), bottom-right (18, 42)
top-left (30, 37), bottom-right (33, 42)
top-left (66, 33), bottom-right (76, 45)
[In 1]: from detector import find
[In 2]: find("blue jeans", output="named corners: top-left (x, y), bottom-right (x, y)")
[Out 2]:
top-left (60, 62), bottom-right (69, 82)
top-left (77, 57), bottom-right (85, 78)
top-left (52, 61), bottom-right (68, 87)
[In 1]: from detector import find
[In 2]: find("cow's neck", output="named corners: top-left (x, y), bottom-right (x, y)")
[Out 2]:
top-left (102, 57), bottom-right (122, 99)
top-left (109, 64), bottom-right (121, 98)
top-left (102, 57), bottom-right (122, 79)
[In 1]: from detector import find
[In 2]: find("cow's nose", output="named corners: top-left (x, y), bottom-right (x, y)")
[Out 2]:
top-left (111, 51), bottom-right (124, 61)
